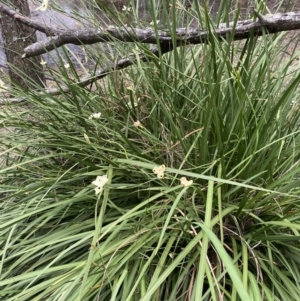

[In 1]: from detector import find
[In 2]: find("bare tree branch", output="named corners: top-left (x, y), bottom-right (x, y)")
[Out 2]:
top-left (1, 2), bottom-right (300, 104)
top-left (18, 12), bottom-right (300, 58)
top-left (1, 3), bottom-right (300, 59)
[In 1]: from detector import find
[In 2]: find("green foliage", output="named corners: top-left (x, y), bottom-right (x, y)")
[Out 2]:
top-left (1, 0), bottom-right (300, 300)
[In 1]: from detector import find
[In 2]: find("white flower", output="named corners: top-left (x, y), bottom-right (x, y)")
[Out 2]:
top-left (92, 175), bottom-right (108, 195)
top-left (40, 59), bottom-right (47, 65)
top-left (180, 177), bottom-right (193, 187)
top-left (122, 5), bottom-right (131, 12)
top-left (83, 133), bottom-right (90, 144)
top-left (150, 20), bottom-right (160, 26)
top-left (153, 164), bottom-right (165, 179)
top-left (36, 0), bottom-right (49, 11)
top-left (64, 63), bottom-right (70, 69)
top-left (133, 120), bottom-right (143, 128)
top-left (127, 101), bottom-right (138, 108)
top-left (89, 112), bottom-right (101, 120)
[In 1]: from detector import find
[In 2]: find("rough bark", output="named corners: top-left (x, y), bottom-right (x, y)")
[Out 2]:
top-left (0, 0), bottom-right (45, 89)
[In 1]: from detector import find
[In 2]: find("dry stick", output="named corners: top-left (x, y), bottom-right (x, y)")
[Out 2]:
top-left (1, 3), bottom-right (300, 103)
top-left (22, 12), bottom-right (300, 58)
top-left (0, 3), bottom-right (300, 58)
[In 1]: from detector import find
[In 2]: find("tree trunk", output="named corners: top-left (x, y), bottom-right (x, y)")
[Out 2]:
top-left (0, 0), bottom-right (45, 89)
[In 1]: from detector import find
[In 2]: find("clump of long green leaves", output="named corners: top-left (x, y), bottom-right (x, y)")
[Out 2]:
top-left (1, 0), bottom-right (300, 300)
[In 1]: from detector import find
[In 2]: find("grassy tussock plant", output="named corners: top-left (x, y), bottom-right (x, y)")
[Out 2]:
top-left (1, 0), bottom-right (300, 300)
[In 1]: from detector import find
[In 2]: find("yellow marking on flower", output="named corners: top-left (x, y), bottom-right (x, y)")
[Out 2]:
top-left (180, 177), bottom-right (193, 187)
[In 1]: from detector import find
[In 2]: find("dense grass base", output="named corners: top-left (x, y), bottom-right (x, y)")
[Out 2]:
top-left (1, 1), bottom-right (300, 300)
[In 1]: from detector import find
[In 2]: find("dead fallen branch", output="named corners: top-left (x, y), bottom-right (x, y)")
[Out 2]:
top-left (1, 3), bottom-right (300, 58)
top-left (15, 12), bottom-right (300, 58)
top-left (1, 2), bottom-right (300, 104)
